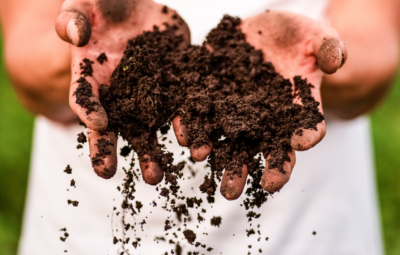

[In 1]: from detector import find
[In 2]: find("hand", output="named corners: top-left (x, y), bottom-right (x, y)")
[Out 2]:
top-left (56, 0), bottom-right (190, 180)
top-left (172, 10), bottom-right (347, 199)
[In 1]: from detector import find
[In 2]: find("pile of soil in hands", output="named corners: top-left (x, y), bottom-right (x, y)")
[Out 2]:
top-left (98, 14), bottom-right (323, 203)
top-left (74, 14), bottom-right (324, 254)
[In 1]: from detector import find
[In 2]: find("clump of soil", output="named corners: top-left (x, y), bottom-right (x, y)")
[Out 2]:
top-left (210, 216), bottom-right (221, 227)
top-left (183, 229), bottom-right (196, 244)
top-left (64, 165), bottom-right (72, 174)
top-left (77, 132), bottom-right (87, 144)
top-left (67, 200), bottom-right (79, 207)
top-left (99, 15), bottom-right (323, 201)
top-left (59, 228), bottom-right (69, 242)
top-left (97, 52), bottom-right (108, 64)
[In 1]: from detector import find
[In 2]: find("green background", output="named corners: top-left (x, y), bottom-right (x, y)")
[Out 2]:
top-left (1, 43), bottom-right (400, 254)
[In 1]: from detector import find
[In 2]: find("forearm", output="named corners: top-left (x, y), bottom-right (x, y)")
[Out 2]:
top-left (0, 0), bottom-right (74, 123)
top-left (321, 0), bottom-right (400, 119)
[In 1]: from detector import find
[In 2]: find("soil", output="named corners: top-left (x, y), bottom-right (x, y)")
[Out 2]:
top-left (77, 132), bottom-right (87, 143)
top-left (210, 216), bottom-right (221, 227)
top-left (97, 53), bottom-right (108, 64)
top-left (74, 14), bottom-right (324, 254)
top-left (183, 229), bottom-right (196, 244)
top-left (98, 15), bottom-right (323, 203)
top-left (67, 200), bottom-right (79, 207)
top-left (64, 165), bottom-right (72, 174)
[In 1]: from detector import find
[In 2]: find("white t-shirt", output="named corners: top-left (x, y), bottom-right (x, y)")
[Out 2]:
top-left (18, 1), bottom-right (384, 254)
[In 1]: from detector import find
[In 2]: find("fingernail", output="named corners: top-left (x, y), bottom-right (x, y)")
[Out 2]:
top-left (67, 19), bottom-right (79, 46)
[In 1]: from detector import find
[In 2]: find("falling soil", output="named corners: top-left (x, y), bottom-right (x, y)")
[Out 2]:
top-left (210, 216), bottom-right (222, 227)
top-left (183, 229), bottom-right (196, 244)
top-left (64, 165), bottom-right (72, 174)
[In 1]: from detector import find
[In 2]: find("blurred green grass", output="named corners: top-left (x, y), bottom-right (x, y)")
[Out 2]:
top-left (371, 72), bottom-right (400, 255)
top-left (0, 38), bottom-right (400, 254)
top-left (0, 39), bottom-right (34, 255)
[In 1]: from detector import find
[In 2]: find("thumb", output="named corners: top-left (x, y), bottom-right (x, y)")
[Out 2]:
top-left (316, 37), bottom-right (348, 74)
top-left (56, 9), bottom-right (91, 47)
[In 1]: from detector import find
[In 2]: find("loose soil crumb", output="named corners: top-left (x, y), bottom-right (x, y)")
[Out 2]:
top-left (77, 132), bottom-right (87, 144)
top-left (97, 53), bottom-right (108, 64)
top-left (67, 200), bottom-right (79, 207)
top-left (64, 165), bottom-right (72, 174)
top-left (183, 229), bottom-right (196, 244)
top-left (80, 58), bottom-right (94, 76)
top-left (210, 216), bottom-right (222, 227)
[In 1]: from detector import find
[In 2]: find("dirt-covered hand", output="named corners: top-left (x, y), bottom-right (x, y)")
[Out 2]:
top-left (56, 0), bottom-right (189, 181)
top-left (172, 10), bottom-right (347, 199)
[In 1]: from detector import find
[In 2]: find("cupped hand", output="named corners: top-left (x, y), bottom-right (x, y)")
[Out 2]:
top-left (172, 10), bottom-right (347, 199)
top-left (56, 0), bottom-right (189, 181)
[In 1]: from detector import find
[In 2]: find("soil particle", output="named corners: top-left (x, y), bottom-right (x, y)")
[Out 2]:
top-left (210, 216), bottom-right (221, 227)
top-left (70, 179), bottom-right (76, 187)
top-left (80, 58), bottom-right (94, 77)
top-left (67, 200), bottom-right (79, 207)
top-left (120, 145), bottom-right (132, 157)
top-left (76, 144), bottom-right (83, 149)
top-left (160, 187), bottom-right (170, 197)
top-left (186, 197), bottom-right (202, 208)
top-left (74, 77), bottom-right (99, 114)
top-left (97, 53), bottom-right (108, 64)
top-left (64, 165), bottom-right (72, 174)
top-left (246, 229), bottom-right (255, 237)
top-left (175, 243), bottom-right (182, 255)
top-left (77, 132), bottom-right (87, 144)
top-left (91, 138), bottom-right (114, 167)
top-left (162, 6), bottom-right (168, 14)
top-left (183, 229), bottom-right (196, 244)
top-left (246, 211), bottom-right (261, 222)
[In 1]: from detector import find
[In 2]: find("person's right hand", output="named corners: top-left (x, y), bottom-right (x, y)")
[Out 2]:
top-left (56, 0), bottom-right (190, 181)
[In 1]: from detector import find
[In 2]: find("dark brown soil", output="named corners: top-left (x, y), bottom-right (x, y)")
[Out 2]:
top-left (80, 58), bottom-right (94, 76)
top-left (91, 138), bottom-right (114, 168)
top-left (98, 15), bottom-right (323, 206)
top-left (74, 77), bottom-right (99, 115)
top-left (77, 132), bottom-right (87, 143)
top-left (74, 14), bottom-right (324, 254)
top-left (64, 165), bottom-right (72, 174)
top-left (67, 200), bottom-right (79, 207)
top-left (210, 216), bottom-right (221, 227)
top-left (97, 52), bottom-right (108, 64)
top-left (183, 229), bottom-right (196, 244)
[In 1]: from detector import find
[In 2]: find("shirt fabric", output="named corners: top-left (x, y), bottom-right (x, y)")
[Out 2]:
top-left (18, 1), bottom-right (384, 254)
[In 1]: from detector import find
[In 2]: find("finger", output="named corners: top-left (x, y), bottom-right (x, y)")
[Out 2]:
top-left (220, 164), bottom-right (248, 200)
top-left (131, 136), bottom-right (164, 185)
top-left (88, 129), bottom-right (118, 179)
top-left (190, 143), bottom-right (213, 162)
top-left (172, 116), bottom-right (190, 147)
top-left (137, 154), bottom-right (164, 185)
top-left (317, 38), bottom-right (348, 74)
top-left (261, 150), bottom-right (296, 193)
top-left (56, 10), bottom-right (91, 47)
top-left (69, 76), bottom-right (108, 130)
top-left (291, 121), bottom-right (326, 151)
